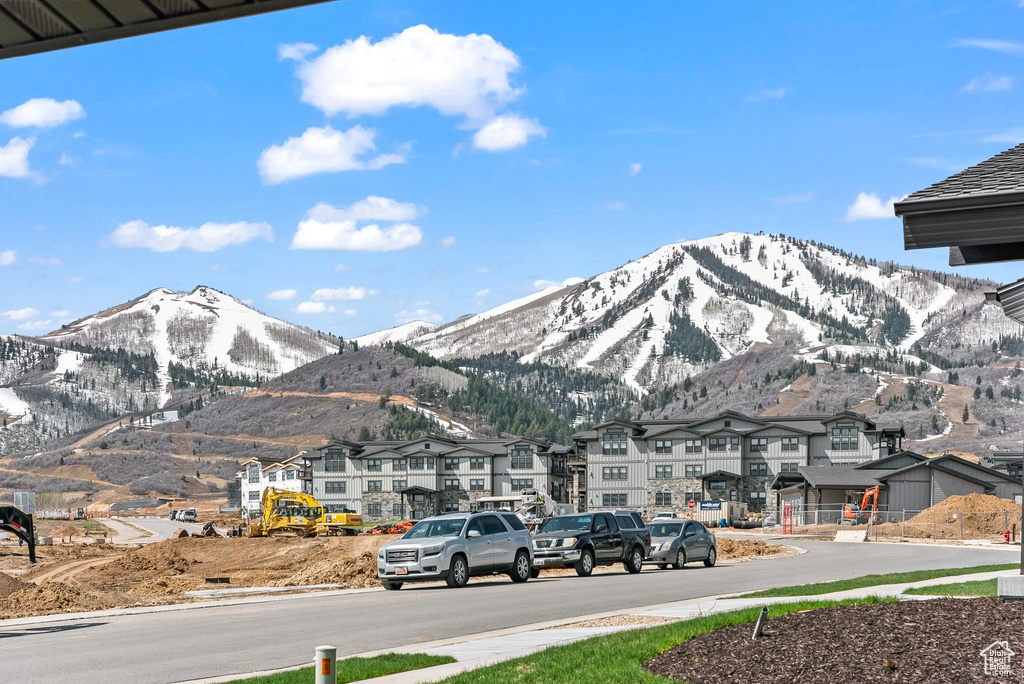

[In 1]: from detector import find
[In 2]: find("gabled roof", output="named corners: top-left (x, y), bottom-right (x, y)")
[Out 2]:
top-left (641, 424), bottom-right (700, 439)
top-left (593, 417), bottom-right (643, 431)
top-left (747, 423), bottom-right (815, 436)
top-left (503, 436), bottom-right (551, 448)
top-left (685, 410), bottom-right (766, 430)
top-left (822, 411), bottom-right (874, 426)
top-left (797, 466), bottom-right (893, 489)
top-left (700, 469), bottom-right (742, 480)
top-left (879, 454), bottom-right (1022, 487)
top-left (438, 445), bottom-right (495, 458)
top-left (854, 451), bottom-right (927, 471)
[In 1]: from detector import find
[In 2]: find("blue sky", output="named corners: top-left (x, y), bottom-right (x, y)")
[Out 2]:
top-left (2, 1), bottom-right (1024, 336)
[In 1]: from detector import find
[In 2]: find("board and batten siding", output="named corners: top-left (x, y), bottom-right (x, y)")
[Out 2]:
top-left (885, 472), bottom-right (932, 511)
top-left (931, 469), bottom-right (985, 505)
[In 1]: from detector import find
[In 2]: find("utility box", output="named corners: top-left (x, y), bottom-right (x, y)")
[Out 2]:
top-left (998, 576), bottom-right (1024, 602)
top-left (14, 491), bottom-right (35, 515)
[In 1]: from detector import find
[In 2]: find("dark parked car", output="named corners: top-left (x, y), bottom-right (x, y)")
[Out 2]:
top-left (531, 512), bottom-right (649, 577)
top-left (645, 520), bottom-right (717, 569)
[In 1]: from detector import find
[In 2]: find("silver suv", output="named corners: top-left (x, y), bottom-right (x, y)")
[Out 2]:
top-left (377, 511), bottom-right (534, 590)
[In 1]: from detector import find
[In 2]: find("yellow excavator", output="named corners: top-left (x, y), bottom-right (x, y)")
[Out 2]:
top-left (247, 488), bottom-right (363, 537)
top-left (247, 488), bottom-right (324, 538)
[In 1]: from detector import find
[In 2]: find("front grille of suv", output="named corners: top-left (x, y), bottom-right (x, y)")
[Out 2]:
top-left (386, 549), bottom-right (418, 563)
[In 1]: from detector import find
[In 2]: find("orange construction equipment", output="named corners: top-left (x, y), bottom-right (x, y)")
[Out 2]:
top-left (843, 486), bottom-right (880, 525)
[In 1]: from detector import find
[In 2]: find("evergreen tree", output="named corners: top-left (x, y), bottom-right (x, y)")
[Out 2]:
top-left (962, 403), bottom-right (970, 423)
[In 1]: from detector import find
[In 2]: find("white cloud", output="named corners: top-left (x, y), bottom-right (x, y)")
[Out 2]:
top-left (0, 98), bottom-right (84, 128)
top-left (291, 197), bottom-right (423, 251)
top-left (17, 319), bottom-right (51, 332)
top-left (333, 263), bottom-right (349, 273)
top-left (58, 152), bottom-right (78, 166)
top-left (278, 42), bottom-right (319, 61)
top-left (441, 235), bottom-right (456, 248)
top-left (0, 137), bottom-right (35, 179)
top-left (951, 38), bottom-right (1024, 56)
top-left (472, 114), bottom-right (546, 151)
top-left (533, 277), bottom-right (584, 291)
top-left (769, 192), bottom-right (814, 206)
top-left (295, 24), bottom-right (523, 123)
top-left (747, 87), bottom-right (787, 102)
top-left (295, 301), bottom-right (336, 314)
top-left (312, 286), bottom-right (376, 301)
top-left (267, 288), bottom-right (297, 300)
top-left (601, 200), bottom-right (627, 212)
top-left (629, 162), bottom-right (642, 176)
top-left (962, 73), bottom-right (1012, 93)
top-left (474, 288), bottom-right (490, 298)
top-left (845, 192), bottom-right (899, 221)
top-left (28, 256), bottom-right (61, 266)
top-left (107, 220), bottom-right (273, 252)
top-left (258, 125), bottom-right (405, 185)
top-left (342, 308), bottom-right (357, 316)
top-left (0, 250), bottom-right (14, 266)
top-left (395, 308), bottom-right (444, 323)
top-left (3, 307), bottom-right (39, 320)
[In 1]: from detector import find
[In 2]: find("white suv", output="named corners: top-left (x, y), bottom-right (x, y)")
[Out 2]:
top-left (377, 511), bottom-right (534, 590)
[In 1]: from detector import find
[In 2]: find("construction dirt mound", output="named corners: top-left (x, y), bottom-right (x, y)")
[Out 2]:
top-left (876, 493), bottom-right (1021, 540)
top-left (716, 538), bottom-right (789, 559)
top-left (0, 571), bottom-right (28, 599)
top-left (102, 541), bottom-right (195, 577)
top-left (0, 582), bottom-right (98, 619)
top-left (272, 551), bottom-right (379, 588)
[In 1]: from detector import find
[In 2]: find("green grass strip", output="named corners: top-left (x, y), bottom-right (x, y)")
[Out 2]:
top-left (439, 597), bottom-right (894, 684)
top-left (904, 578), bottom-right (999, 597)
top-left (225, 653), bottom-right (455, 684)
top-left (736, 563), bottom-right (1017, 598)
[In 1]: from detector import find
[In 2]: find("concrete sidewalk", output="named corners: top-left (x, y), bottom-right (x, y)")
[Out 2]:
top-left (342, 568), bottom-right (1018, 684)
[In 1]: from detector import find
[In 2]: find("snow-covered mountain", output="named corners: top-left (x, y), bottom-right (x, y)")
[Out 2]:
top-left (358, 232), bottom-right (1005, 393)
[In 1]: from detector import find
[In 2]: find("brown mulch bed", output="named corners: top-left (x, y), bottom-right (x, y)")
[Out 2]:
top-left (645, 598), bottom-right (1024, 683)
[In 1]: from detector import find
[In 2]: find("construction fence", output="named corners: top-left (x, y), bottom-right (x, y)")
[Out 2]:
top-left (763, 504), bottom-right (1020, 541)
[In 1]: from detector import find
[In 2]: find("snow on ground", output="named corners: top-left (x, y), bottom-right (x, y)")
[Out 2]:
top-left (355, 320), bottom-right (437, 347)
top-left (410, 405), bottom-right (474, 438)
top-left (53, 349), bottom-right (85, 375)
top-left (0, 387), bottom-right (32, 424)
top-left (782, 310), bottom-right (822, 346)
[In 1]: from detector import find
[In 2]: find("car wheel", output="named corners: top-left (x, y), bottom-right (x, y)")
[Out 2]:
top-left (673, 548), bottom-right (687, 569)
top-left (529, 567), bottom-right (540, 579)
top-left (510, 551), bottom-right (531, 583)
top-left (703, 546), bottom-right (716, 567)
top-left (575, 549), bottom-right (595, 577)
top-left (382, 581), bottom-right (403, 591)
top-left (446, 555), bottom-right (469, 588)
top-left (625, 546), bottom-right (643, 574)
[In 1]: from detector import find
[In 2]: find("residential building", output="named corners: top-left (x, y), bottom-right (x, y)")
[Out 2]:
top-left (572, 410), bottom-right (905, 515)
top-left (297, 434), bottom-right (570, 522)
top-left (238, 454), bottom-right (305, 517)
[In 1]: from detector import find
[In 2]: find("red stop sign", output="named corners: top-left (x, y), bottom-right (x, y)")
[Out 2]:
top-left (688, 500), bottom-right (695, 509)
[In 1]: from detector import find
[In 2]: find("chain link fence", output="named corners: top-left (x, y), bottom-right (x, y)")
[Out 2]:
top-left (762, 504), bottom-right (1018, 541)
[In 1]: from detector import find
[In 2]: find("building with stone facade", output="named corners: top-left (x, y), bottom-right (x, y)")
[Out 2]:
top-left (572, 410), bottom-right (905, 515)
top-left (295, 434), bottom-right (571, 522)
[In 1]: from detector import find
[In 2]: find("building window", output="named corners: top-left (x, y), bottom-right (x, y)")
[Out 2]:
top-left (684, 439), bottom-right (702, 453)
top-left (393, 503), bottom-right (405, 517)
top-left (284, 470), bottom-right (295, 480)
top-left (655, 465), bottom-right (673, 479)
top-left (602, 431), bottom-right (628, 455)
top-left (325, 481), bottom-right (346, 494)
top-left (444, 478), bottom-right (460, 491)
top-left (511, 447), bottom-right (533, 469)
top-left (709, 480), bottom-right (726, 491)
top-left (248, 491), bottom-right (260, 501)
top-left (511, 478), bottom-right (533, 489)
top-left (684, 464), bottom-right (703, 478)
top-left (367, 459), bottom-right (382, 472)
top-left (367, 480), bottom-right (382, 493)
top-left (749, 438), bottom-right (768, 453)
top-left (247, 464), bottom-right (260, 483)
top-left (780, 437), bottom-right (799, 451)
top-left (424, 443), bottom-right (430, 450)
top-left (603, 466), bottom-right (627, 480)
top-left (831, 423), bottom-right (858, 451)
top-left (410, 457), bottom-right (435, 470)
top-left (268, 472), bottom-right (277, 482)
top-left (366, 503), bottom-right (381, 517)
top-left (684, 491), bottom-right (702, 503)
top-left (392, 459), bottom-right (407, 471)
top-left (470, 456), bottom-right (485, 470)
top-left (749, 463), bottom-right (768, 477)
top-left (470, 479), bottom-right (485, 491)
top-left (392, 480), bottom-right (407, 492)
top-left (444, 457), bottom-right (459, 471)
top-left (749, 490), bottom-right (766, 510)
top-left (444, 503), bottom-right (460, 512)
top-left (708, 437), bottom-right (728, 452)
top-left (654, 440), bottom-right (672, 454)
top-left (654, 492), bottom-right (672, 506)
top-left (730, 436), bottom-right (740, 450)
top-left (724, 420), bottom-right (731, 427)
top-left (325, 449), bottom-right (346, 473)
top-left (780, 462), bottom-right (799, 473)
top-left (602, 493), bottom-right (628, 507)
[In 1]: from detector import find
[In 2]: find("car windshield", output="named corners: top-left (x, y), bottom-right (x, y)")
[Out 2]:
top-left (403, 518), bottom-right (466, 539)
top-left (648, 523), bottom-right (683, 537)
top-left (540, 515), bottom-right (593, 533)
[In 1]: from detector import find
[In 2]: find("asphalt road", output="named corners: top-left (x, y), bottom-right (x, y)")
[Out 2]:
top-left (1, 541), bottom-right (1017, 684)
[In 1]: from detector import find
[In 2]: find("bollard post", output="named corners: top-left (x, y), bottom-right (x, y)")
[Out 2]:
top-left (902, 510), bottom-right (905, 539)
top-left (959, 510), bottom-right (962, 540)
top-left (752, 606), bottom-right (769, 640)
top-left (315, 645), bottom-right (337, 684)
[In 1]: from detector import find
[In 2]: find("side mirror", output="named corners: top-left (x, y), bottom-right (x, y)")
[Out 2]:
top-left (467, 529), bottom-right (481, 538)
top-left (594, 524), bottom-right (607, 533)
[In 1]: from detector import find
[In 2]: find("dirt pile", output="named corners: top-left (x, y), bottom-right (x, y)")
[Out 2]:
top-left (0, 571), bottom-right (28, 598)
top-left (876, 493), bottom-right (1021, 540)
top-left (272, 551), bottom-right (379, 588)
top-left (717, 538), bottom-right (788, 559)
top-left (105, 541), bottom-right (194, 577)
top-left (0, 582), bottom-right (98, 619)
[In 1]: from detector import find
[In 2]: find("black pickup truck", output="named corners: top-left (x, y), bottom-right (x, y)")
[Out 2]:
top-left (530, 511), bottom-right (652, 577)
